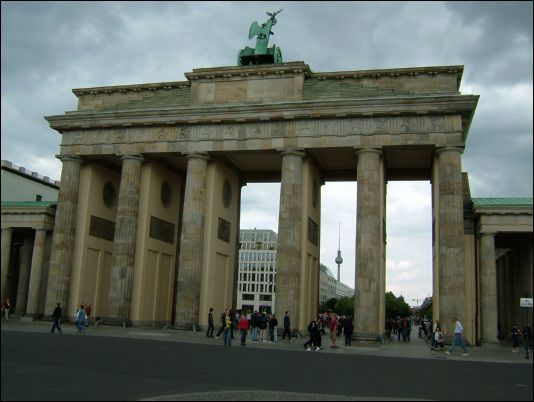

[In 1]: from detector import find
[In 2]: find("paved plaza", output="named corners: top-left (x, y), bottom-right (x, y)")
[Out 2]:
top-left (2, 319), bottom-right (532, 365)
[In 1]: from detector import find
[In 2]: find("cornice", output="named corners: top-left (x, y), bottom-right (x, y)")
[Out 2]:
top-left (45, 94), bottom-right (479, 132)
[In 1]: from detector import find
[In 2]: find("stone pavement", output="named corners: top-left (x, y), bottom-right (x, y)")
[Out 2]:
top-left (1, 318), bottom-right (532, 365)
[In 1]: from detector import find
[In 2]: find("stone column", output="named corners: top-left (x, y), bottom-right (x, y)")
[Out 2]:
top-left (174, 153), bottom-right (210, 330)
top-left (1, 227), bottom-right (13, 302)
top-left (435, 147), bottom-right (466, 337)
top-left (44, 156), bottom-right (83, 315)
top-left (107, 154), bottom-right (144, 325)
top-left (480, 231), bottom-right (498, 343)
top-left (276, 148), bottom-right (305, 331)
top-left (354, 148), bottom-right (383, 340)
top-left (15, 236), bottom-right (34, 315)
top-left (25, 229), bottom-right (47, 318)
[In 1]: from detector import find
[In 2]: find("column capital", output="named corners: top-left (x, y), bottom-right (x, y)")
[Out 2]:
top-left (119, 154), bottom-right (144, 162)
top-left (479, 230), bottom-right (497, 237)
top-left (435, 146), bottom-right (464, 156)
top-left (1, 227), bottom-right (14, 233)
top-left (184, 152), bottom-right (210, 162)
top-left (56, 155), bottom-right (84, 164)
top-left (277, 148), bottom-right (305, 158)
top-left (354, 147), bottom-right (382, 157)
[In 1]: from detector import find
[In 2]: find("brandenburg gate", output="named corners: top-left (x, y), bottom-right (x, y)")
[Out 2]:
top-left (42, 57), bottom-right (481, 340)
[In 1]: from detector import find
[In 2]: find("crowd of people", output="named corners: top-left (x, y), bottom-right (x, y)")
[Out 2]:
top-left (206, 308), bottom-right (355, 350)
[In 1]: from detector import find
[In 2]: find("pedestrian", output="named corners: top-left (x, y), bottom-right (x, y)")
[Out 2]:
top-left (238, 313), bottom-right (249, 346)
top-left (523, 323), bottom-right (533, 352)
top-left (223, 309), bottom-right (232, 346)
top-left (258, 311), bottom-right (268, 342)
top-left (50, 302), bottom-right (63, 334)
top-left (206, 307), bottom-right (214, 337)
top-left (251, 311), bottom-right (259, 342)
top-left (75, 304), bottom-right (86, 334)
top-left (511, 324), bottom-right (521, 353)
top-left (312, 317), bottom-right (323, 350)
top-left (229, 309), bottom-right (236, 339)
top-left (343, 315), bottom-right (354, 346)
top-left (85, 304), bottom-right (92, 327)
top-left (2, 298), bottom-right (12, 320)
top-left (304, 319), bottom-right (317, 350)
top-left (445, 317), bottom-right (469, 356)
top-left (329, 313), bottom-right (339, 348)
top-left (434, 327), bottom-right (446, 351)
top-left (269, 313), bottom-right (278, 342)
top-left (215, 308), bottom-right (227, 338)
top-left (282, 310), bottom-right (291, 341)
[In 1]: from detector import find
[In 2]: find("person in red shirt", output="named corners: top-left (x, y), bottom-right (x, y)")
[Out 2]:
top-left (238, 313), bottom-right (250, 346)
top-left (330, 313), bottom-right (339, 348)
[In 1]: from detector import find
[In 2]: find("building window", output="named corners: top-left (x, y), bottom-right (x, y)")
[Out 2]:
top-left (242, 294), bottom-right (254, 301)
top-left (35, 194), bottom-right (42, 201)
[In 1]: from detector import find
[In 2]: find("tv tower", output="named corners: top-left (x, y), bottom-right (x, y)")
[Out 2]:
top-left (335, 223), bottom-right (343, 282)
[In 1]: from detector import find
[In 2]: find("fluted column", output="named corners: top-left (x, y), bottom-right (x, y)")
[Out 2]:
top-left (354, 148), bottom-right (383, 339)
top-left (480, 231), bottom-right (498, 343)
top-left (25, 229), bottom-right (47, 318)
top-left (15, 236), bottom-right (34, 315)
top-left (436, 147), bottom-right (466, 337)
top-left (276, 148), bottom-right (305, 330)
top-left (44, 156), bottom-right (83, 315)
top-left (107, 154), bottom-right (144, 324)
top-left (1, 227), bottom-right (13, 302)
top-left (174, 153), bottom-right (210, 330)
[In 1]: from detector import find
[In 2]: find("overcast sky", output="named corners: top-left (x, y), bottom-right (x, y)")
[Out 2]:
top-left (2, 2), bottom-right (532, 307)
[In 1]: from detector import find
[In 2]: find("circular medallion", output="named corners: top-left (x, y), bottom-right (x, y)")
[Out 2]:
top-left (312, 180), bottom-right (319, 208)
top-left (222, 179), bottom-right (232, 208)
top-left (161, 181), bottom-right (172, 208)
top-left (103, 182), bottom-right (116, 208)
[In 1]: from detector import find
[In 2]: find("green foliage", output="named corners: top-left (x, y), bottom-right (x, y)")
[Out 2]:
top-left (419, 297), bottom-right (433, 321)
top-left (385, 291), bottom-right (412, 319)
top-left (319, 296), bottom-right (354, 316)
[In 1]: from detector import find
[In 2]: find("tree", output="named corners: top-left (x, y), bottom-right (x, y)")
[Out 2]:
top-left (318, 296), bottom-right (354, 316)
top-left (385, 291), bottom-right (412, 319)
top-left (419, 297), bottom-right (433, 321)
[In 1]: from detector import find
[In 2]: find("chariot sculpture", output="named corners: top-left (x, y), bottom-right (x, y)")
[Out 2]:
top-left (238, 10), bottom-right (283, 66)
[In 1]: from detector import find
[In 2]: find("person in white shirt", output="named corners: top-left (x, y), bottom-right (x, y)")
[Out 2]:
top-left (445, 317), bottom-right (469, 356)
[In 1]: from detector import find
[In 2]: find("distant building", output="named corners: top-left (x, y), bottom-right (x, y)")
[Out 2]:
top-left (1, 160), bottom-right (59, 317)
top-left (319, 263), bottom-right (354, 304)
top-left (1, 160), bottom-right (59, 202)
top-left (236, 229), bottom-right (278, 313)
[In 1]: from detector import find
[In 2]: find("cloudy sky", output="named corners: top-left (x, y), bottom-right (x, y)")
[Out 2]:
top-left (2, 2), bottom-right (532, 306)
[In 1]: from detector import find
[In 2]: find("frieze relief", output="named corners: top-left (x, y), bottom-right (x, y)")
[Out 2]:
top-left (61, 115), bottom-right (459, 148)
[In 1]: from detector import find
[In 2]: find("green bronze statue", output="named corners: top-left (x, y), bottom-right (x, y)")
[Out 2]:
top-left (238, 10), bottom-right (283, 66)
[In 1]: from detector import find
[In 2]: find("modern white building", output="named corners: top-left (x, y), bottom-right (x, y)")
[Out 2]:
top-left (319, 263), bottom-right (354, 304)
top-left (236, 229), bottom-right (278, 314)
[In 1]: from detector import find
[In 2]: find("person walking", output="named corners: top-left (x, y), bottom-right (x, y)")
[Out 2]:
top-left (206, 307), bottom-right (215, 337)
top-left (445, 317), bottom-right (469, 356)
top-left (343, 315), bottom-right (354, 346)
top-left (238, 313), bottom-right (249, 346)
top-left (258, 311), bottom-right (268, 342)
top-left (50, 302), bottom-right (63, 334)
top-left (269, 313), bottom-right (278, 342)
top-left (329, 313), bottom-right (339, 348)
top-left (511, 324), bottom-right (522, 353)
top-left (223, 310), bottom-right (232, 346)
top-left (75, 304), bottom-right (87, 334)
top-left (215, 308), bottom-right (227, 338)
top-left (523, 323), bottom-right (533, 353)
top-left (282, 311), bottom-right (291, 341)
top-left (2, 298), bottom-right (12, 320)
